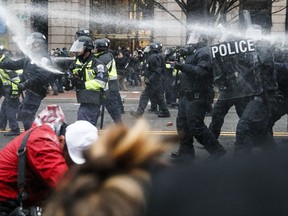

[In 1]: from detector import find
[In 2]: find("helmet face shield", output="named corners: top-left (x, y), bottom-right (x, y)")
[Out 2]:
top-left (143, 45), bottom-right (151, 53)
top-left (69, 40), bottom-right (85, 53)
top-left (187, 32), bottom-right (201, 45)
top-left (25, 36), bottom-right (35, 47)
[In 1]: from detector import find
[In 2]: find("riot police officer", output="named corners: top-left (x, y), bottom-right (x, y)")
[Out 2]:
top-left (0, 32), bottom-right (51, 131)
top-left (94, 38), bottom-right (122, 124)
top-left (172, 33), bottom-right (226, 160)
top-left (0, 49), bottom-right (21, 136)
top-left (130, 42), bottom-right (170, 118)
top-left (69, 36), bottom-right (109, 125)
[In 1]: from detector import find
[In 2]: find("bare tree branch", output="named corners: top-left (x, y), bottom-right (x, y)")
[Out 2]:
top-left (148, 0), bottom-right (187, 26)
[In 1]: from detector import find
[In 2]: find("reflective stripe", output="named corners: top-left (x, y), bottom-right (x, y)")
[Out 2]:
top-left (85, 79), bottom-right (106, 90)
top-left (0, 55), bottom-right (5, 62)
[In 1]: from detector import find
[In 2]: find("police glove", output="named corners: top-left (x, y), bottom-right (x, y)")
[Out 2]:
top-left (76, 79), bottom-right (85, 90)
top-left (145, 80), bottom-right (151, 86)
top-left (173, 62), bottom-right (182, 70)
top-left (18, 82), bottom-right (27, 91)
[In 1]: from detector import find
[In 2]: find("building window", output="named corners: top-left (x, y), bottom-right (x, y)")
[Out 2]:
top-left (240, 0), bottom-right (272, 31)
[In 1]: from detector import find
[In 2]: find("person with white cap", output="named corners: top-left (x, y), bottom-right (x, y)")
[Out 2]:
top-left (0, 105), bottom-right (98, 214)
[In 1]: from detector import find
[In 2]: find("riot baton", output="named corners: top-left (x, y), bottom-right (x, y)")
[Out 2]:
top-left (100, 104), bottom-right (105, 129)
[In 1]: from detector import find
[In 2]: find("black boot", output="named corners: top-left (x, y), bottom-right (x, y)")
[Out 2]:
top-left (130, 110), bottom-right (142, 118)
top-left (158, 110), bottom-right (170, 118)
top-left (206, 145), bottom-right (226, 161)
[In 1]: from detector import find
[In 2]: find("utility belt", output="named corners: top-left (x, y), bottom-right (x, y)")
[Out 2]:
top-left (180, 90), bottom-right (207, 101)
top-left (76, 89), bottom-right (103, 104)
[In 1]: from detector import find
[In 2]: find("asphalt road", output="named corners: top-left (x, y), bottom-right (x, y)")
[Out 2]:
top-left (0, 89), bottom-right (288, 161)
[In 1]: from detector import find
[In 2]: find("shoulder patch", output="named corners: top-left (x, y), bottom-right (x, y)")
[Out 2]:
top-left (97, 64), bottom-right (105, 72)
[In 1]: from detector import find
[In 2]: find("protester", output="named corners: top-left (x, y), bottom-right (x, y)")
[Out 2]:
top-left (43, 119), bottom-right (168, 216)
top-left (0, 105), bottom-right (98, 214)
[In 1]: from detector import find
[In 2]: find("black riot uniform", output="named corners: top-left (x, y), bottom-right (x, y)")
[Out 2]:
top-left (69, 36), bottom-right (109, 126)
top-left (130, 43), bottom-right (170, 118)
top-left (234, 40), bottom-right (278, 154)
top-left (94, 39), bottom-right (122, 124)
top-left (172, 42), bottom-right (226, 159)
top-left (269, 61), bottom-right (288, 131)
top-left (0, 32), bottom-right (51, 131)
top-left (209, 50), bottom-right (252, 139)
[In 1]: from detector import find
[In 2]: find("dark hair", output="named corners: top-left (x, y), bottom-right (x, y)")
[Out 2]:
top-left (44, 120), bottom-right (168, 216)
top-left (59, 123), bottom-right (68, 136)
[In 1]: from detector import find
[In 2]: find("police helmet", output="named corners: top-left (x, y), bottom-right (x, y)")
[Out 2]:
top-left (94, 39), bottom-right (109, 50)
top-left (70, 36), bottom-right (94, 53)
top-left (144, 43), bottom-right (160, 53)
top-left (154, 41), bottom-right (163, 51)
top-left (102, 38), bottom-right (111, 47)
top-left (75, 29), bottom-right (90, 39)
top-left (25, 32), bottom-right (46, 47)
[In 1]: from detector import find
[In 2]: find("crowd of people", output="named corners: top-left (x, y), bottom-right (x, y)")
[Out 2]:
top-left (1, 18), bottom-right (288, 214)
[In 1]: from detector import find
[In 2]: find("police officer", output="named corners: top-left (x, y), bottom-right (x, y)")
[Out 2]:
top-left (130, 42), bottom-right (170, 118)
top-left (69, 36), bottom-right (109, 125)
top-left (0, 49), bottom-right (21, 136)
top-left (209, 38), bottom-right (252, 139)
top-left (172, 33), bottom-right (226, 160)
top-left (94, 38), bottom-right (122, 124)
top-left (233, 26), bottom-right (278, 155)
top-left (0, 32), bottom-right (51, 131)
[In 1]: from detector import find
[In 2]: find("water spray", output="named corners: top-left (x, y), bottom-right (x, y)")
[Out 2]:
top-left (2, 2), bottom-right (288, 50)
top-left (0, 2), bottom-right (63, 74)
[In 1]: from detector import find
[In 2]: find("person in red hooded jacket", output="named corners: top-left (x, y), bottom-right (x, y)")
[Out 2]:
top-left (0, 105), bottom-right (99, 214)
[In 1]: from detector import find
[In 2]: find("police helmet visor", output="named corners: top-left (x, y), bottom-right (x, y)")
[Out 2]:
top-left (144, 46), bottom-right (151, 53)
top-left (187, 32), bottom-right (201, 45)
top-left (69, 40), bottom-right (85, 52)
top-left (164, 48), bottom-right (172, 55)
top-left (25, 36), bottom-right (36, 47)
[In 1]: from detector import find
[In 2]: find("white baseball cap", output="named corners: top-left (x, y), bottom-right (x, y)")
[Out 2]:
top-left (65, 120), bottom-right (98, 164)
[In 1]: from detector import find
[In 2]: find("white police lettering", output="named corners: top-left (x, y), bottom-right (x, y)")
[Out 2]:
top-left (97, 64), bottom-right (104, 72)
top-left (211, 39), bottom-right (255, 59)
top-left (97, 64), bottom-right (105, 79)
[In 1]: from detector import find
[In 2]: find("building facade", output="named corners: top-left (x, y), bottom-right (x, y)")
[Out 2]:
top-left (0, 0), bottom-right (287, 52)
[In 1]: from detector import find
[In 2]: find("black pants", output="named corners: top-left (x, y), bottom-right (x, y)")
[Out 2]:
top-left (97, 90), bottom-right (122, 124)
top-left (18, 90), bottom-right (43, 131)
top-left (176, 96), bottom-right (224, 157)
top-left (137, 84), bottom-right (169, 115)
top-left (209, 96), bottom-right (251, 139)
top-left (234, 99), bottom-right (277, 155)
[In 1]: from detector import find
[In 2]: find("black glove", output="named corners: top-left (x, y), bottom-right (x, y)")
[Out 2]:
top-left (18, 82), bottom-right (27, 91)
top-left (145, 80), bottom-right (151, 86)
top-left (173, 62), bottom-right (182, 70)
top-left (76, 79), bottom-right (85, 90)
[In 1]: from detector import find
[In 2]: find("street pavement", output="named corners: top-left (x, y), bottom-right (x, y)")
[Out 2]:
top-left (0, 86), bottom-right (288, 160)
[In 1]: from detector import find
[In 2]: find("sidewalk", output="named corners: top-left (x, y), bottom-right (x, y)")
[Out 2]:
top-left (45, 87), bottom-right (142, 103)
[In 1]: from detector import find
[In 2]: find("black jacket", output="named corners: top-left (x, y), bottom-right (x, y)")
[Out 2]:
top-left (0, 51), bottom-right (51, 97)
top-left (177, 46), bottom-right (213, 94)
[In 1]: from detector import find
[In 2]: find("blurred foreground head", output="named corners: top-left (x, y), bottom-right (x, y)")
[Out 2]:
top-left (44, 120), bottom-right (167, 216)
